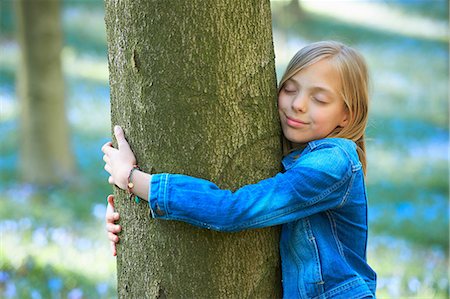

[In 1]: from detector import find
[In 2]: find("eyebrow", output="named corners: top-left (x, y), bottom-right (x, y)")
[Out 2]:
top-left (311, 86), bottom-right (337, 96)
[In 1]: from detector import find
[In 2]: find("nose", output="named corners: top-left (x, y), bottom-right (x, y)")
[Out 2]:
top-left (291, 92), bottom-right (307, 112)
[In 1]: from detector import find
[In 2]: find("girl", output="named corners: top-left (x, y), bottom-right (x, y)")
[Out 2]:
top-left (102, 41), bottom-right (377, 298)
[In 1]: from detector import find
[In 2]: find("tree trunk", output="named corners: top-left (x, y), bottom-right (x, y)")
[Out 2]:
top-left (15, 0), bottom-right (74, 185)
top-left (105, 1), bottom-right (282, 298)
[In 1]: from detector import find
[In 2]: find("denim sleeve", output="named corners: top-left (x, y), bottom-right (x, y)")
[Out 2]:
top-left (148, 146), bottom-right (353, 232)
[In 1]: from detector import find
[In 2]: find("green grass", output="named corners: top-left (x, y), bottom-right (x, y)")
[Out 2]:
top-left (368, 235), bottom-right (449, 298)
top-left (0, 121), bottom-right (116, 298)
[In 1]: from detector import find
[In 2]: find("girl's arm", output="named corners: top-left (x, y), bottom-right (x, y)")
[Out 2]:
top-left (148, 146), bottom-right (353, 232)
top-left (102, 126), bottom-right (353, 233)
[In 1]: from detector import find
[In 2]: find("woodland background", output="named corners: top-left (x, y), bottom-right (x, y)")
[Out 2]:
top-left (0, 0), bottom-right (448, 298)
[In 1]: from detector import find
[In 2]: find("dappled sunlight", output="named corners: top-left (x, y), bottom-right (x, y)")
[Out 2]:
top-left (368, 235), bottom-right (448, 297)
top-left (68, 93), bottom-right (110, 133)
top-left (363, 43), bottom-right (448, 126)
top-left (367, 142), bottom-right (448, 181)
top-left (302, 1), bottom-right (448, 42)
top-left (62, 6), bottom-right (107, 56)
top-left (0, 216), bottom-right (116, 298)
top-left (63, 48), bottom-right (109, 83)
top-left (0, 210), bottom-right (116, 298)
top-left (272, 29), bottom-right (308, 77)
top-left (0, 93), bottom-right (15, 121)
top-left (0, 41), bottom-right (17, 71)
top-left (367, 143), bottom-right (447, 202)
top-left (0, 45), bottom-right (110, 134)
top-left (0, 41), bottom-right (18, 122)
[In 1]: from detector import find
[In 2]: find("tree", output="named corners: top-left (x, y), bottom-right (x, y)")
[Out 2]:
top-left (288, 0), bottom-right (304, 16)
top-left (105, 1), bottom-right (282, 297)
top-left (15, 0), bottom-right (74, 185)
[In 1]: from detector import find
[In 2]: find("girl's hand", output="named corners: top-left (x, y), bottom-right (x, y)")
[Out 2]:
top-left (102, 125), bottom-right (136, 190)
top-left (106, 194), bottom-right (121, 256)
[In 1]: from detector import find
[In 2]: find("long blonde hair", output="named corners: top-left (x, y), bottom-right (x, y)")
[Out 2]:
top-left (278, 41), bottom-right (369, 174)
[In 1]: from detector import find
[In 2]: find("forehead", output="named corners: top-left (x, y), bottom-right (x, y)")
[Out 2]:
top-left (288, 59), bottom-right (341, 94)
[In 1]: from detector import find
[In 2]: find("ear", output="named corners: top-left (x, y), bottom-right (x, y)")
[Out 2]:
top-left (339, 108), bottom-right (350, 127)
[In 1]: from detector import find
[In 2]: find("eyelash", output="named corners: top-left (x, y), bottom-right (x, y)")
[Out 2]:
top-left (312, 97), bottom-right (326, 104)
top-left (282, 85), bottom-right (328, 103)
top-left (283, 86), bottom-right (296, 93)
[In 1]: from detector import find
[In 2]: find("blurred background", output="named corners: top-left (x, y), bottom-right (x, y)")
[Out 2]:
top-left (0, 0), bottom-right (448, 298)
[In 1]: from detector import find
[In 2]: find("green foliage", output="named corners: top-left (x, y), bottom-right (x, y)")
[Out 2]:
top-left (0, 0), bottom-right (15, 38)
top-left (63, 7), bottom-right (107, 56)
top-left (1, 257), bottom-right (113, 299)
top-left (0, 0), bottom-right (106, 55)
top-left (368, 235), bottom-right (449, 298)
top-left (383, 0), bottom-right (449, 21)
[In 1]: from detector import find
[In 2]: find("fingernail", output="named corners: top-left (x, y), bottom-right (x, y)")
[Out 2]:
top-left (114, 125), bottom-right (120, 133)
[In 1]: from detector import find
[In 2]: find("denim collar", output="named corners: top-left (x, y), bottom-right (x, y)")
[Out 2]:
top-left (281, 138), bottom-right (359, 171)
top-left (282, 146), bottom-right (307, 170)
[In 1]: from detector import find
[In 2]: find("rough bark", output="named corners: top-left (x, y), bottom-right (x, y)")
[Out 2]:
top-left (105, 1), bottom-right (282, 298)
top-left (15, 0), bottom-right (74, 184)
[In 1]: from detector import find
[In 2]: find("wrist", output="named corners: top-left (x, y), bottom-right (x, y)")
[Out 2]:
top-left (128, 169), bottom-right (151, 201)
top-left (119, 165), bottom-right (134, 190)
top-left (127, 165), bottom-right (140, 200)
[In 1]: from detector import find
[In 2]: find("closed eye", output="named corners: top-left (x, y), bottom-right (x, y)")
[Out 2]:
top-left (284, 88), bottom-right (296, 94)
top-left (283, 85), bottom-right (297, 94)
top-left (312, 96), bottom-right (327, 104)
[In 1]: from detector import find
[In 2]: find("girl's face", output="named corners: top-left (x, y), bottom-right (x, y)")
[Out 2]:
top-left (278, 58), bottom-right (349, 145)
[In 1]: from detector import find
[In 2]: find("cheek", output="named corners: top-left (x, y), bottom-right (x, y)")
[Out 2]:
top-left (277, 94), bottom-right (287, 110)
top-left (310, 108), bottom-right (332, 125)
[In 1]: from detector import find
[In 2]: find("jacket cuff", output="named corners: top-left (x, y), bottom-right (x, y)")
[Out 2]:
top-left (148, 173), bottom-right (170, 219)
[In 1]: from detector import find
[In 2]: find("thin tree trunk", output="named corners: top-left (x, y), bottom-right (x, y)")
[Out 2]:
top-left (105, 1), bottom-right (282, 297)
top-left (15, 0), bottom-right (74, 185)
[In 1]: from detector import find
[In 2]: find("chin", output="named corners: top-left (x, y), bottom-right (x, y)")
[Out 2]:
top-left (283, 134), bottom-right (309, 145)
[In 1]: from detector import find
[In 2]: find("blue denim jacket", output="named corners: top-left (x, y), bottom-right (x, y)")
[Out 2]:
top-left (148, 138), bottom-right (377, 298)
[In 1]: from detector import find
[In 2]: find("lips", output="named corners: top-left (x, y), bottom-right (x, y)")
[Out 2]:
top-left (285, 115), bottom-right (308, 128)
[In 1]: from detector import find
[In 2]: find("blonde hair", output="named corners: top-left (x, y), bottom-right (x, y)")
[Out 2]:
top-left (278, 41), bottom-right (369, 174)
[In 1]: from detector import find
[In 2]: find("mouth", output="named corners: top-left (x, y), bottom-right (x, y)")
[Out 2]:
top-left (285, 115), bottom-right (308, 128)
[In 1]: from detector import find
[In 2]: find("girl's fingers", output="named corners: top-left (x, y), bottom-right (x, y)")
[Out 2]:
top-left (106, 223), bottom-right (114, 232)
top-left (104, 164), bottom-right (112, 175)
top-left (114, 126), bottom-right (130, 150)
top-left (101, 141), bottom-right (115, 155)
top-left (101, 141), bottom-right (112, 152)
top-left (103, 154), bottom-right (110, 164)
top-left (106, 222), bottom-right (121, 233)
top-left (105, 210), bottom-right (119, 223)
top-left (111, 242), bottom-right (117, 257)
top-left (108, 176), bottom-right (114, 185)
top-left (106, 195), bottom-right (119, 222)
top-left (106, 194), bottom-right (119, 256)
top-left (108, 232), bottom-right (119, 243)
top-left (107, 194), bottom-right (115, 209)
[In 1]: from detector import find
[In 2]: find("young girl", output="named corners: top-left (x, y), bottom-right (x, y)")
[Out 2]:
top-left (102, 41), bottom-right (377, 298)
